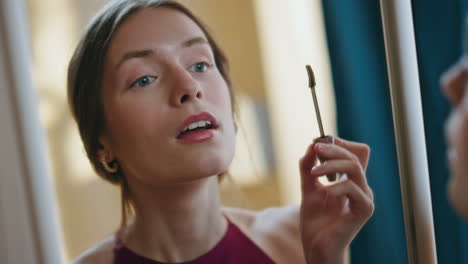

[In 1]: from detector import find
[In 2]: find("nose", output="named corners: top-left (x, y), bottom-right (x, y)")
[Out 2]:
top-left (441, 60), bottom-right (466, 106)
top-left (168, 65), bottom-right (203, 107)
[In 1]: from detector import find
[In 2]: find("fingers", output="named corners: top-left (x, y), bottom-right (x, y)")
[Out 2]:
top-left (300, 143), bottom-right (318, 176)
top-left (311, 159), bottom-right (372, 198)
top-left (314, 142), bottom-right (370, 190)
top-left (334, 137), bottom-right (371, 170)
top-left (299, 143), bottom-right (319, 193)
top-left (314, 142), bottom-right (359, 164)
top-left (300, 137), bottom-right (372, 199)
top-left (326, 179), bottom-right (374, 222)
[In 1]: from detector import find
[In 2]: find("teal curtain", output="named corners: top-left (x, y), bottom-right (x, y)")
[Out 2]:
top-left (321, 1), bottom-right (468, 263)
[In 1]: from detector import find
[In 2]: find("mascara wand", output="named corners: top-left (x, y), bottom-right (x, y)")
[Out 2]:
top-left (305, 64), bottom-right (338, 181)
top-left (306, 65), bottom-right (325, 138)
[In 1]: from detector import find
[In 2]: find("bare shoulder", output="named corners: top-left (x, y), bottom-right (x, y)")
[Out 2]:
top-left (223, 205), bottom-right (304, 264)
top-left (254, 204), bottom-right (300, 235)
top-left (69, 235), bottom-right (115, 264)
top-left (223, 205), bottom-right (300, 236)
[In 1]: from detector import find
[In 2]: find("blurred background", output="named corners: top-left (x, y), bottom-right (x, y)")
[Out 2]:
top-left (3, 0), bottom-right (466, 263)
top-left (25, 0), bottom-right (336, 261)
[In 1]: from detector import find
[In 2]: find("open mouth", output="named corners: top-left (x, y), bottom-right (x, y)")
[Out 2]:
top-left (176, 112), bottom-right (219, 139)
top-left (177, 121), bottom-right (217, 139)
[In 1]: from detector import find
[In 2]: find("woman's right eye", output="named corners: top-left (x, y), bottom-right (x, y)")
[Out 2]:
top-left (131, 76), bottom-right (156, 88)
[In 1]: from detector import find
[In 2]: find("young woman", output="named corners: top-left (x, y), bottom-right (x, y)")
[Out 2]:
top-left (441, 37), bottom-right (468, 220)
top-left (69, 1), bottom-right (374, 263)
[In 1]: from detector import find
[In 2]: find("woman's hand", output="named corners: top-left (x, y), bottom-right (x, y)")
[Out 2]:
top-left (299, 137), bottom-right (374, 264)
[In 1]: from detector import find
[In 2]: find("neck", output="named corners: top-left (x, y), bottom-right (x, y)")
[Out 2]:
top-left (123, 176), bottom-right (227, 263)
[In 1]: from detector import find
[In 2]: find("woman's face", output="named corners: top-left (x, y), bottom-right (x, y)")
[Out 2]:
top-left (100, 7), bottom-right (236, 186)
top-left (441, 56), bottom-right (468, 218)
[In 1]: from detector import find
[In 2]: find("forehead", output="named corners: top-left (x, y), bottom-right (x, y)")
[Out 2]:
top-left (107, 7), bottom-right (207, 63)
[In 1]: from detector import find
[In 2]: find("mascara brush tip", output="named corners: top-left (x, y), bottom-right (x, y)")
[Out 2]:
top-left (305, 65), bottom-right (316, 88)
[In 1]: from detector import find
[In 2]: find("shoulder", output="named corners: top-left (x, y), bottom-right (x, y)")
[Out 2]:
top-left (223, 205), bottom-right (305, 264)
top-left (223, 205), bottom-right (300, 237)
top-left (254, 205), bottom-right (301, 236)
top-left (223, 205), bottom-right (300, 235)
top-left (69, 235), bottom-right (115, 264)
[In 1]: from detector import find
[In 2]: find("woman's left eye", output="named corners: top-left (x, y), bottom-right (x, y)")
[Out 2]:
top-left (189, 62), bottom-right (211, 73)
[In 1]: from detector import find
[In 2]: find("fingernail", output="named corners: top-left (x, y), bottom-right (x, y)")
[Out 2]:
top-left (311, 165), bottom-right (320, 173)
top-left (316, 143), bottom-right (326, 150)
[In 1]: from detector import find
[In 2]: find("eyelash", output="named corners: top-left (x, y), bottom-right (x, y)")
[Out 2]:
top-left (188, 61), bottom-right (213, 73)
top-left (131, 76), bottom-right (156, 88)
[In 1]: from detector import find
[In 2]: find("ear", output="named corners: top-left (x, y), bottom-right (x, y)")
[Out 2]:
top-left (98, 134), bottom-right (115, 162)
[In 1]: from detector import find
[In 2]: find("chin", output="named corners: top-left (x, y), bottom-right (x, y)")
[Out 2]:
top-left (191, 136), bottom-right (235, 178)
top-left (448, 180), bottom-right (468, 220)
top-left (175, 149), bottom-right (235, 183)
top-left (196, 152), bottom-right (233, 178)
top-left (165, 134), bottom-right (236, 183)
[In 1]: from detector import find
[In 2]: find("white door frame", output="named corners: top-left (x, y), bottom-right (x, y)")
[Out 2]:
top-left (380, 0), bottom-right (438, 263)
top-left (0, 0), bottom-right (64, 263)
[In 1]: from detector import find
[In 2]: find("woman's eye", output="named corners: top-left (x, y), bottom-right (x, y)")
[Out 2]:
top-left (132, 76), bottom-right (156, 88)
top-left (189, 62), bottom-right (211, 73)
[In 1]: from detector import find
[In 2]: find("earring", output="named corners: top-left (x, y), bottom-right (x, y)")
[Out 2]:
top-left (100, 155), bottom-right (118, 173)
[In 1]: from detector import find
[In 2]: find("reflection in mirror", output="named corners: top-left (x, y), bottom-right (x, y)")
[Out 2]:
top-left (26, 0), bottom-right (364, 262)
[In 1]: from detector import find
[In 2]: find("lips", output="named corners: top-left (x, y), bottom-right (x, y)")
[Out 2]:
top-left (447, 148), bottom-right (457, 165)
top-left (176, 112), bottom-right (218, 139)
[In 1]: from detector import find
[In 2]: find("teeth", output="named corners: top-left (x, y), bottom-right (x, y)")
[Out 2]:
top-left (188, 123), bottom-right (198, 130)
top-left (183, 120), bottom-right (212, 132)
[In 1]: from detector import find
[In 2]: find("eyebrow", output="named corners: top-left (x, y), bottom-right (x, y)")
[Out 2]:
top-left (115, 37), bottom-right (209, 70)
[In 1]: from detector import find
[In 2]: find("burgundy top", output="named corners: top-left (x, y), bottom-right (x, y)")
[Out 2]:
top-left (113, 220), bottom-right (275, 264)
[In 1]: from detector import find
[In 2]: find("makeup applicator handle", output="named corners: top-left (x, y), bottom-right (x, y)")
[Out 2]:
top-left (306, 65), bottom-right (338, 182)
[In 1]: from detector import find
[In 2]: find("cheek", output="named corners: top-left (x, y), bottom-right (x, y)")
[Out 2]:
top-left (108, 103), bottom-right (152, 133)
top-left (449, 180), bottom-right (468, 219)
top-left (104, 97), bottom-right (167, 155)
top-left (204, 76), bottom-right (234, 124)
top-left (105, 104), bottom-right (171, 180)
top-left (211, 80), bottom-right (233, 109)
top-left (209, 79), bottom-right (236, 159)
